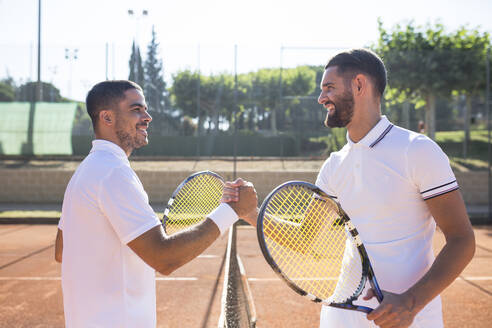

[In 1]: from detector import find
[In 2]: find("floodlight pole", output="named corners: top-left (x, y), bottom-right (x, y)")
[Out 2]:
top-left (65, 48), bottom-right (78, 99)
top-left (27, 0), bottom-right (42, 155)
top-left (278, 46), bottom-right (283, 158)
top-left (486, 48), bottom-right (491, 221)
top-left (105, 42), bottom-right (109, 80)
top-left (127, 9), bottom-right (148, 48)
top-left (233, 45), bottom-right (238, 179)
top-left (127, 9), bottom-right (148, 85)
top-left (196, 44), bottom-right (201, 158)
top-left (37, 0), bottom-right (42, 101)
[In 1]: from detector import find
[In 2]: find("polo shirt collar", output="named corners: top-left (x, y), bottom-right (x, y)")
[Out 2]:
top-left (346, 115), bottom-right (394, 148)
top-left (90, 139), bottom-right (129, 162)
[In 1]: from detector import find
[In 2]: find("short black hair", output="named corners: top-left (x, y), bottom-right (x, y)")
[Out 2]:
top-left (325, 49), bottom-right (387, 97)
top-left (85, 80), bottom-right (142, 129)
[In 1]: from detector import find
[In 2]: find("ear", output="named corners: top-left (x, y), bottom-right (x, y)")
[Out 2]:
top-left (99, 110), bottom-right (114, 127)
top-left (352, 74), bottom-right (367, 96)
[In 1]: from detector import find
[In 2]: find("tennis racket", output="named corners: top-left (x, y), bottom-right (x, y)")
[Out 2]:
top-left (162, 171), bottom-right (224, 235)
top-left (257, 181), bottom-right (383, 313)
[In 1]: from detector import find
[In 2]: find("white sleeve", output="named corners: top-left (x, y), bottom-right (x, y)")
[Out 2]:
top-left (315, 157), bottom-right (338, 199)
top-left (98, 166), bottom-right (161, 244)
top-left (407, 135), bottom-right (458, 200)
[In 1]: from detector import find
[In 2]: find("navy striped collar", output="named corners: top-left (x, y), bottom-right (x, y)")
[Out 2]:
top-left (347, 116), bottom-right (394, 149)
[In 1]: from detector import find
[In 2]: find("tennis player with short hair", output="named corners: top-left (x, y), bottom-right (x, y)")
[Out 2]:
top-left (54, 80), bottom-right (257, 327)
top-left (315, 49), bottom-right (475, 327)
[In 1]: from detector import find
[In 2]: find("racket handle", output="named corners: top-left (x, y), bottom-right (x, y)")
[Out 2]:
top-left (355, 305), bottom-right (374, 314)
top-left (370, 279), bottom-right (384, 303)
top-left (330, 303), bottom-right (374, 314)
top-left (375, 288), bottom-right (384, 303)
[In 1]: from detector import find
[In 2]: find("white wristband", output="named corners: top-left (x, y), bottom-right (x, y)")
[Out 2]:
top-left (207, 203), bottom-right (239, 235)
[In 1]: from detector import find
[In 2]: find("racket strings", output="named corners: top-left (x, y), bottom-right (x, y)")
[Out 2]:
top-left (165, 174), bottom-right (223, 235)
top-left (262, 185), bottom-right (364, 303)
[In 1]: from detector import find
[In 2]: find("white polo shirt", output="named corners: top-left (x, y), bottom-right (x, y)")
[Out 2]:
top-left (58, 140), bottom-right (161, 328)
top-left (316, 116), bottom-right (457, 328)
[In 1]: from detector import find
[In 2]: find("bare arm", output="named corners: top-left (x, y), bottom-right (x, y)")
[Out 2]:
top-left (55, 228), bottom-right (63, 263)
top-left (129, 181), bottom-right (258, 276)
top-left (367, 190), bottom-right (475, 327)
top-left (128, 219), bottom-right (220, 275)
top-left (406, 190), bottom-right (475, 310)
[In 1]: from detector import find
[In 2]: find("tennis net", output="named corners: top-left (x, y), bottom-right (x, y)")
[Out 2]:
top-left (218, 223), bottom-right (256, 328)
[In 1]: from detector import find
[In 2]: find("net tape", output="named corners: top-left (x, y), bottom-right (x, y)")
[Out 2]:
top-left (220, 224), bottom-right (256, 328)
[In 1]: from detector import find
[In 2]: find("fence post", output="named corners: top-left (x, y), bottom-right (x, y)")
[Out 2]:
top-left (486, 48), bottom-right (491, 222)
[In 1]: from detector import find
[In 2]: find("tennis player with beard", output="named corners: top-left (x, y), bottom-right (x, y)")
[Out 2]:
top-left (315, 49), bottom-right (475, 327)
top-left (55, 80), bottom-right (257, 327)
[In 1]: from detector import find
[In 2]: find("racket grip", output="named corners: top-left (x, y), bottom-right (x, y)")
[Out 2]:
top-left (375, 288), bottom-right (384, 303)
top-left (355, 306), bottom-right (374, 314)
top-left (370, 279), bottom-right (384, 303)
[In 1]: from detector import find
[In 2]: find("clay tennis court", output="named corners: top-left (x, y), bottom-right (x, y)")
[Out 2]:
top-left (0, 223), bottom-right (491, 327)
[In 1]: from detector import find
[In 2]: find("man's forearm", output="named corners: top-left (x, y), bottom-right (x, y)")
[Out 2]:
top-left (404, 234), bottom-right (475, 312)
top-left (55, 228), bottom-right (63, 263)
top-left (158, 218), bottom-right (220, 274)
top-left (128, 220), bottom-right (220, 276)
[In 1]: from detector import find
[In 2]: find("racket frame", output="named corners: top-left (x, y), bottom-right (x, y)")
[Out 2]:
top-left (257, 180), bottom-right (383, 314)
top-left (162, 170), bottom-right (224, 234)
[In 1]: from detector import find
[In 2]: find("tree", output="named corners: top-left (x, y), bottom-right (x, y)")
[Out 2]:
top-left (0, 78), bottom-right (15, 101)
top-left (170, 70), bottom-right (236, 135)
top-left (128, 40), bottom-right (145, 88)
top-left (144, 25), bottom-right (167, 114)
top-left (278, 66), bottom-right (317, 131)
top-left (448, 28), bottom-right (490, 157)
top-left (182, 115), bottom-right (197, 136)
top-left (375, 20), bottom-right (459, 139)
top-left (16, 81), bottom-right (63, 102)
top-left (250, 66), bottom-right (316, 133)
top-left (170, 70), bottom-right (202, 133)
top-left (170, 66), bottom-right (318, 136)
top-left (251, 68), bottom-right (282, 132)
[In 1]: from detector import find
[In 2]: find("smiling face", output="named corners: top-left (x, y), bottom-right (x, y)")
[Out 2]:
top-left (112, 88), bottom-right (152, 154)
top-left (317, 66), bottom-right (355, 128)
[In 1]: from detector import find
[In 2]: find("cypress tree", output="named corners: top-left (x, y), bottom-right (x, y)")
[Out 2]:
top-left (144, 26), bottom-right (167, 114)
top-left (128, 40), bottom-right (145, 88)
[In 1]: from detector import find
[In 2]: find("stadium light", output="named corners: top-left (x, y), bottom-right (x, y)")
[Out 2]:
top-left (65, 48), bottom-right (78, 99)
top-left (127, 8), bottom-right (149, 47)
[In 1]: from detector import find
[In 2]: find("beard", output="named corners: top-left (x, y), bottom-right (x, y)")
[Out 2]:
top-left (115, 125), bottom-right (148, 154)
top-left (324, 90), bottom-right (355, 128)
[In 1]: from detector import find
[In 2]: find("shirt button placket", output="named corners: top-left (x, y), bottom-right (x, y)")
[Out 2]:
top-left (354, 145), bottom-right (362, 190)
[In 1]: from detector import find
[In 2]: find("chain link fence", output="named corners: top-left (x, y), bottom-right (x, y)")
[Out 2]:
top-left (0, 43), bottom-right (491, 219)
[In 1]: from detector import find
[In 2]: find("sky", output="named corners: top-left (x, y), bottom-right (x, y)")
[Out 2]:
top-left (0, 0), bottom-right (491, 101)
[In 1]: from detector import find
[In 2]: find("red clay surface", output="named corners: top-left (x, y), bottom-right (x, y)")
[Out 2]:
top-left (0, 224), bottom-right (491, 327)
top-left (236, 225), bottom-right (492, 328)
top-left (0, 224), bottom-right (228, 328)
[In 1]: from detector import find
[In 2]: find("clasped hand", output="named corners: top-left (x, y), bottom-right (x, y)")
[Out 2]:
top-left (221, 178), bottom-right (258, 227)
top-left (364, 288), bottom-right (419, 328)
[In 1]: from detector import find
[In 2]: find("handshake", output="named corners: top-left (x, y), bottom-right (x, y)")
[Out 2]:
top-left (220, 178), bottom-right (259, 227)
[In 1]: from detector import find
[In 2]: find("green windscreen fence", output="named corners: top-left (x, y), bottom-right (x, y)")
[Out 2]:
top-left (0, 103), bottom-right (29, 155)
top-left (0, 102), bottom-right (77, 155)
